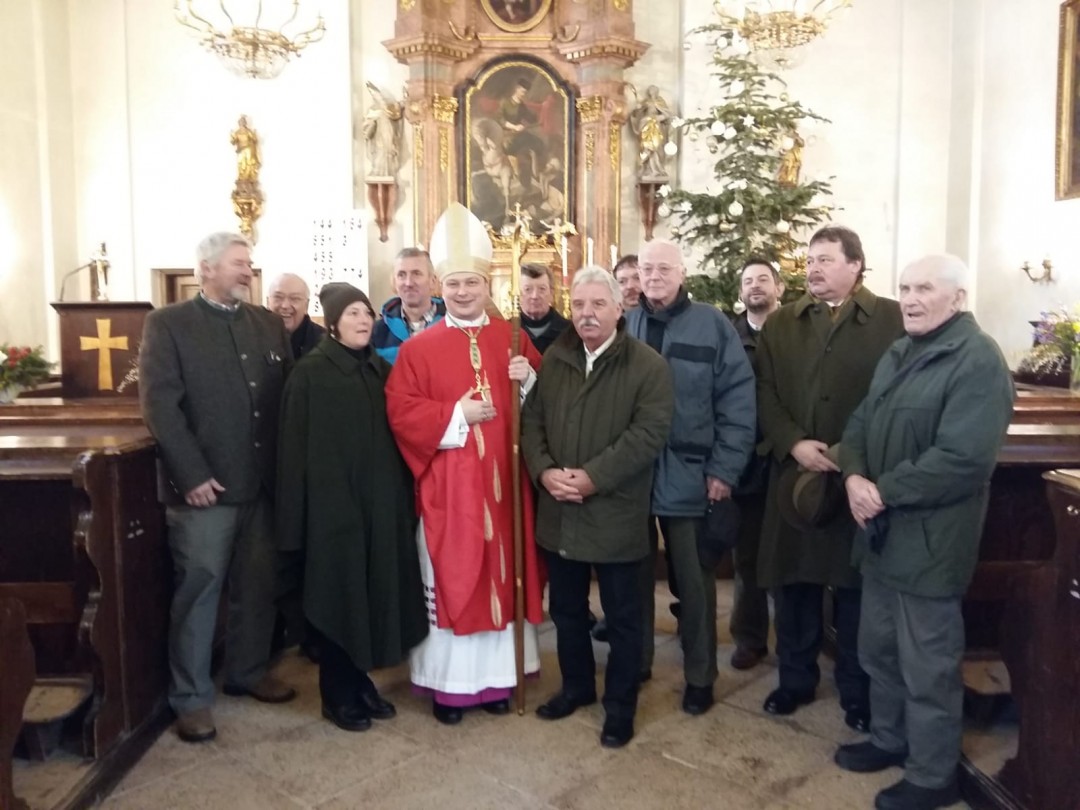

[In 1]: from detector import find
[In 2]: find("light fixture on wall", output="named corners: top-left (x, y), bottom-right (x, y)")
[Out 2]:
top-left (714, 1), bottom-right (853, 53)
top-left (173, 0), bottom-right (325, 80)
top-left (1020, 257), bottom-right (1054, 284)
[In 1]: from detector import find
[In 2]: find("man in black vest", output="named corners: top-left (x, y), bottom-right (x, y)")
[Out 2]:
top-left (520, 263), bottom-right (571, 353)
top-left (267, 273), bottom-right (324, 359)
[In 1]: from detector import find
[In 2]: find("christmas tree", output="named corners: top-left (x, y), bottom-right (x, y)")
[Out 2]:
top-left (662, 27), bottom-right (834, 308)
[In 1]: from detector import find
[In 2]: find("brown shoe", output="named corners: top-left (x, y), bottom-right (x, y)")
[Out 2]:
top-left (223, 674), bottom-right (297, 704)
top-left (176, 708), bottom-right (217, 743)
top-left (730, 646), bottom-right (767, 671)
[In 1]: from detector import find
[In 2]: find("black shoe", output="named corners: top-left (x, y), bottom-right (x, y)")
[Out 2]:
top-left (682, 684), bottom-right (714, 716)
top-left (845, 705), bottom-right (871, 733)
top-left (638, 669), bottom-right (652, 684)
top-left (874, 778), bottom-right (960, 810)
top-left (357, 690), bottom-right (396, 720)
top-left (535, 691), bottom-right (597, 721)
top-left (322, 703), bottom-right (372, 732)
top-left (481, 698), bottom-right (510, 715)
top-left (432, 700), bottom-right (463, 725)
top-left (835, 741), bottom-right (907, 773)
top-left (730, 646), bottom-right (768, 671)
top-left (763, 688), bottom-right (815, 716)
top-left (591, 618), bottom-right (609, 643)
top-left (600, 716), bottom-right (634, 748)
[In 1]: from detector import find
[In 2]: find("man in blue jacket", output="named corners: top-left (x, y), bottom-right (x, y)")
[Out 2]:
top-left (372, 248), bottom-right (446, 363)
top-left (626, 239), bottom-right (756, 716)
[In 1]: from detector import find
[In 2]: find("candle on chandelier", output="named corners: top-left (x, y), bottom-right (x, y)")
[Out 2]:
top-left (610, 244), bottom-right (618, 268)
top-left (560, 235), bottom-right (569, 284)
top-left (586, 237), bottom-right (594, 267)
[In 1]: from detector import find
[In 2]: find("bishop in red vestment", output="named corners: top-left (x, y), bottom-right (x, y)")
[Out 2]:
top-left (385, 203), bottom-right (546, 724)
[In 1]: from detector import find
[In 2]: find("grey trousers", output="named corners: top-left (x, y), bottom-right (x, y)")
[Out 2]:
top-left (859, 575), bottom-right (965, 789)
top-left (641, 516), bottom-right (718, 687)
top-left (165, 496), bottom-right (278, 714)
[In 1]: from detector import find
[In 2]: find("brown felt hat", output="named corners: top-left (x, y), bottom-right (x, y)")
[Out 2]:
top-left (776, 445), bottom-right (846, 531)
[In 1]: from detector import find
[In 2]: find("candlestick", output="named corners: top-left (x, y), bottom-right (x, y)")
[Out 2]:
top-left (610, 244), bottom-right (618, 268)
top-left (586, 237), bottom-right (594, 267)
top-left (560, 235), bottom-right (568, 284)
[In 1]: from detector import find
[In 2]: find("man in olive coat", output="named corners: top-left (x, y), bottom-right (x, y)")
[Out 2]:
top-left (139, 232), bottom-right (295, 744)
top-left (834, 256), bottom-right (1013, 810)
top-left (756, 226), bottom-right (904, 730)
top-left (522, 267), bottom-right (674, 749)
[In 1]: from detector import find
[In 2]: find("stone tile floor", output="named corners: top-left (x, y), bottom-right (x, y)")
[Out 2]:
top-left (14, 582), bottom-right (1008, 809)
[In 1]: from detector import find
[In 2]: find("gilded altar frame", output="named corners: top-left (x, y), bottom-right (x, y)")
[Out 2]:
top-left (1057, 0), bottom-right (1080, 199)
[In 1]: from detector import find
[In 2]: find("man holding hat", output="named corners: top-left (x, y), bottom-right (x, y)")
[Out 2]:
top-left (755, 226), bottom-right (903, 730)
top-left (385, 203), bottom-right (546, 725)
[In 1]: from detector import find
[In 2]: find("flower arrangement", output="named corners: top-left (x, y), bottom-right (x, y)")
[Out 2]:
top-left (0, 344), bottom-right (54, 400)
top-left (1016, 307), bottom-right (1080, 390)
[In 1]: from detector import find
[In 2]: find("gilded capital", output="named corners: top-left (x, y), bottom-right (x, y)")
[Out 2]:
top-left (432, 95), bottom-right (459, 124)
top-left (576, 95), bottom-right (604, 123)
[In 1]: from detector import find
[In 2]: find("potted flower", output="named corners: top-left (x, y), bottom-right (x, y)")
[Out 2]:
top-left (0, 344), bottom-right (54, 404)
top-left (1015, 308), bottom-right (1080, 393)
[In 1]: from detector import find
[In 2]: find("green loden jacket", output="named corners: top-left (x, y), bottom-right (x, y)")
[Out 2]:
top-left (521, 322), bottom-right (674, 563)
top-left (755, 286), bottom-right (905, 588)
top-left (840, 312), bottom-right (1015, 598)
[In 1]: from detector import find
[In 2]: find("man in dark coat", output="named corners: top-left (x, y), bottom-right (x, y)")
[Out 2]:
top-left (139, 232), bottom-right (295, 744)
top-left (834, 256), bottom-right (1013, 810)
top-left (520, 263), bottom-right (571, 354)
top-left (267, 272), bottom-right (325, 359)
top-left (277, 284), bottom-right (427, 732)
top-left (728, 258), bottom-right (784, 671)
top-left (523, 267), bottom-right (673, 749)
top-left (756, 226), bottom-right (904, 731)
top-left (625, 239), bottom-right (756, 716)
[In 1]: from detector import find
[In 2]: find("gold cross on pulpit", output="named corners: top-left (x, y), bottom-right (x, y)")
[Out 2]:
top-left (79, 318), bottom-right (128, 391)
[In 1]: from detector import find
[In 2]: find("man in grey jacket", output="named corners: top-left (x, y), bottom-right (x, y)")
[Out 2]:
top-left (626, 239), bottom-right (756, 715)
top-left (834, 255), bottom-right (1013, 810)
top-left (139, 232), bottom-right (295, 744)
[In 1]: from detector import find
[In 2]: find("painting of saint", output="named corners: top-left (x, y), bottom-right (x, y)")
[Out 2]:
top-left (479, 0), bottom-right (552, 33)
top-left (462, 59), bottom-right (571, 235)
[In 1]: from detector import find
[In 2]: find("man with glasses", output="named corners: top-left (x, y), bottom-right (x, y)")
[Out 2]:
top-left (625, 239), bottom-right (755, 716)
top-left (267, 273), bottom-right (324, 359)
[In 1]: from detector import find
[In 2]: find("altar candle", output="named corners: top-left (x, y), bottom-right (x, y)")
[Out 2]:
top-left (586, 237), bottom-right (594, 267)
top-left (560, 235), bottom-right (568, 284)
top-left (610, 244), bottom-right (618, 268)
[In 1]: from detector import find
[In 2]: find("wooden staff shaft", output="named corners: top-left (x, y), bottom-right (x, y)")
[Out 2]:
top-left (510, 311), bottom-right (526, 716)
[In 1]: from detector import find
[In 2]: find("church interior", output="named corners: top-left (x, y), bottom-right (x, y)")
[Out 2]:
top-left (2, 0), bottom-right (1079, 808)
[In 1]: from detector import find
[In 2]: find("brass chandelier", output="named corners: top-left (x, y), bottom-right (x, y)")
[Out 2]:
top-left (714, 0), bottom-right (853, 52)
top-left (174, 0), bottom-right (325, 80)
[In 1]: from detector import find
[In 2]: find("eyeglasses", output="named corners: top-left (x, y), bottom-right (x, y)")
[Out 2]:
top-left (270, 294), bottom-right (308, 305)
top-left (639, 264), bottom-right (680, 277)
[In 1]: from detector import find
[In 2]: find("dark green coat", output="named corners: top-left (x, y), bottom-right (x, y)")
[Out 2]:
top-left (277, 338), bottom-right (427, 671)
top-left (756, 287), bottom-right (904, 588)
top-left (840, 313), bottom-right (1015, 597)
top-left (521, 324), bottom-right (674, 563)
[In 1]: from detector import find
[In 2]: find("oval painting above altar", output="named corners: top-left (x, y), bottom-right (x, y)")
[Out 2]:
top-left (480, 0), bottom-right (552, 33)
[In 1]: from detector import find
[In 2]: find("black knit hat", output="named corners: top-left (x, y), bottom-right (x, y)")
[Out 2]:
top-left (319, 283), bottom-right (373, 334)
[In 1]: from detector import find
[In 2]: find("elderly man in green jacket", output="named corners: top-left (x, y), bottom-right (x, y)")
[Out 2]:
top-left (522, 266), bottom-right (674, 749)
top-left (834, 255), bottom-right (1014, 810)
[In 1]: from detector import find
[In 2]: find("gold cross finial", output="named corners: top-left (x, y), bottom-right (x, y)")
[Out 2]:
top-left (79, 318), bottom-right (128, 391)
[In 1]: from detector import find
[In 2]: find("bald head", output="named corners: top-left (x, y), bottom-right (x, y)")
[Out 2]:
top-left (638, 239), bottom-right (686, 309)
top-left (898, 254), bottom-right (969, 337)
top-left (267, 273), bottom-right (311, 334)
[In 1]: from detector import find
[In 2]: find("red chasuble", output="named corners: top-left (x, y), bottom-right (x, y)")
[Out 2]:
top-left (386, 318), bottom-right (546, 636)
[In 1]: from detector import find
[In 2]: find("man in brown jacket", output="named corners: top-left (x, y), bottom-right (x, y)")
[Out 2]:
top-left (755, 226), bottom-right (904, 731)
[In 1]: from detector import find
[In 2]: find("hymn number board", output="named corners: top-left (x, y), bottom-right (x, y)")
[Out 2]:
top-left (310, 213), bottom-right (369, 316)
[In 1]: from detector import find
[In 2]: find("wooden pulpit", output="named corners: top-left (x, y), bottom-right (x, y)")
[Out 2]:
top-left (51, 302), bottom-right (153, 399)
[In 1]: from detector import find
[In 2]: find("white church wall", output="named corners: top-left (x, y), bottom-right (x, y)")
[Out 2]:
top-left (68, 0), bottom-right (354, 306)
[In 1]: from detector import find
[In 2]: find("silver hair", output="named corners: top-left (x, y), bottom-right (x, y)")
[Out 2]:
top-left (195, 232), bottom-right (251, 281)
top-left (638, 238), bottom-right (684, 265)
top-left (902, 254), bottom-right (970, 300)
top-left (571, 265), bottom-right (621, 305)
top-left (267, 272), bottom-right (310, 298)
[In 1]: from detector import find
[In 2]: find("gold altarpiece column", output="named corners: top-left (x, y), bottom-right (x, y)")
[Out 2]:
top-left (385, 0), bottom-right (647, 306)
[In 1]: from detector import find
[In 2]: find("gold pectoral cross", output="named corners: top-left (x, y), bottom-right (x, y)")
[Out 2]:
top-left (473, 371), bottom-right (492, 403)
top-left (79, 318), bottom-right (128, 391)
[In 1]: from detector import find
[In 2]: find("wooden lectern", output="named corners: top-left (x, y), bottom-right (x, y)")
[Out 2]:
top-left (51, 302), bottom-right (153, 399)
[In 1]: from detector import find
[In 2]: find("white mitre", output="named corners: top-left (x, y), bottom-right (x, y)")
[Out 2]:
top-left (428, 202), bottom-right (493, 279)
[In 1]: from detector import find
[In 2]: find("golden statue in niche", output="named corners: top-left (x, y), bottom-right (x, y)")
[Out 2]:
top-left (231, 116), bottom-right (261, 182)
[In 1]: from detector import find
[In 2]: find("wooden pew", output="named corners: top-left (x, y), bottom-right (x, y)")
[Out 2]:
top-left (0, 597), bottom-right (35, 810)
top-left (0, 418), bottom-right (172, 803)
